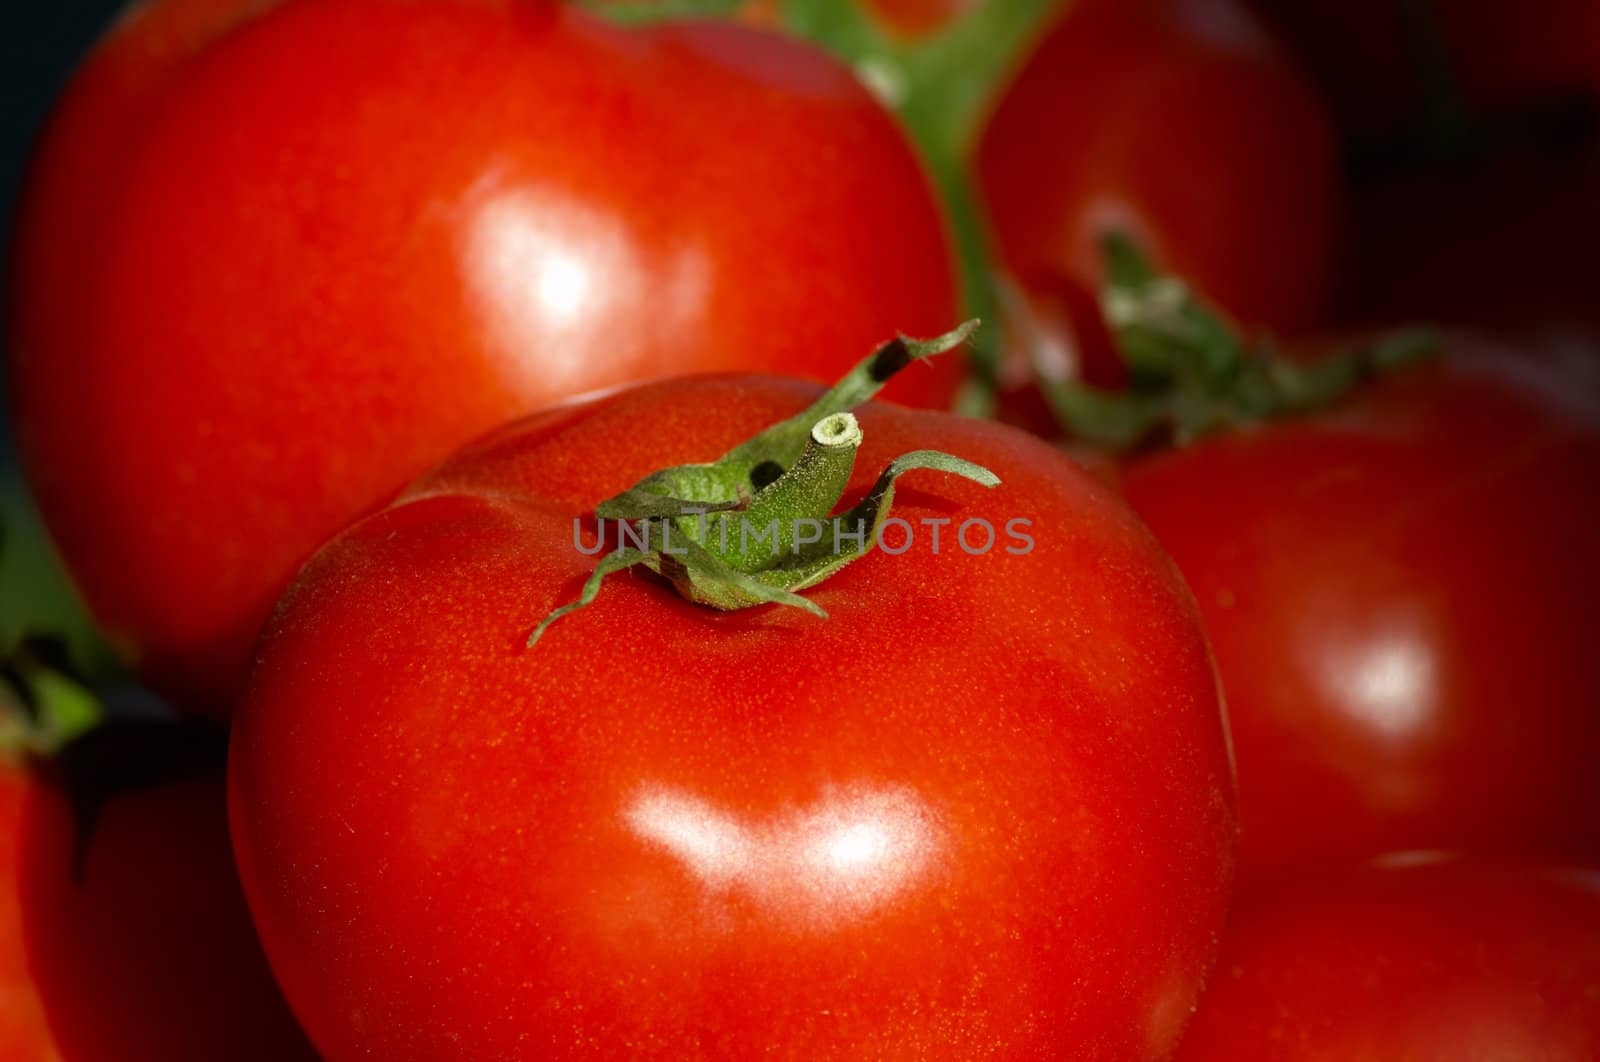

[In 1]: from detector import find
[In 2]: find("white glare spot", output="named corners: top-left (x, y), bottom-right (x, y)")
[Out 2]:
top-left (534, 250), bottom-right (591, 326)
top-left (1328, 632), bottom-right (1436, 743)
top-left (457, 173), bottom-right (709, 394)
top-left (820, 821), bottom-right (891, 874)
top-left (623, 784), bottom-right (943, 930)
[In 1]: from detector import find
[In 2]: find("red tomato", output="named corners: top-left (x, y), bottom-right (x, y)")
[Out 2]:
top-left (1177, 860), bottom-right (1600, 1058)
top-left (0, 756), bottom-right (313, 1060)
top-left (1119, 342), bottom-right (1600, 886)
top-left (229, 371), bottom-right (1235, 1058)
top-left (976, 0), bottom-right (1340, 336)
top-left (8, 0), bottom-right (958, 716)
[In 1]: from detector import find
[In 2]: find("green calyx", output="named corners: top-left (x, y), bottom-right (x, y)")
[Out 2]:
top-left (0, 635), bottom-right (104, 761)
top-left (1038, 233), bottom-right (1439, 451)
top-left (528, 322), bottom-right (999, 646)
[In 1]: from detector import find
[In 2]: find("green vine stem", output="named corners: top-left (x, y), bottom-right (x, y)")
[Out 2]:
top-left (778, 0), bottom-right (1060, 415)
top-left (529, 322), bottom-right (998, 645)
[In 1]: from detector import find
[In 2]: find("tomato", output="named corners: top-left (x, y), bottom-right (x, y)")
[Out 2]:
top-left (0, 742), bottom-right (313, 1060)
top-left (1118, 342), bottom-right (1600, 886)
top-left (0, 776), bottom-right (52, 1062)
top-left (8, 0), bottom-right (958, 717)
top-left (229, 349), bottom-right (1236, 1058)
top-left (976, 0), bottom-right (1340, 336)
top-left (1176, 860), bottom-right (1600, 1059)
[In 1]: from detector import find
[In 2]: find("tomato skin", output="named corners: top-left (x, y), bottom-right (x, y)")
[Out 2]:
top-left (0, 765), bottom-right (314, 1061)
top-left (8, 0), bottom-right (958, 717)
top-left (976, 0), bottom-right (1340, 335)
top-left (229, 374), bottom-right (1236, 1059)
top-left (1176, 861), bottom-right (1600, 1059)
top-left (1119, 344), bottom-right (1600, 886)
top-left (0, 773), bottom-right (55, 1061)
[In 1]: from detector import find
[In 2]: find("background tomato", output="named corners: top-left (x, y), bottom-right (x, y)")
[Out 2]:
top-left (0, 769), bottom-right (53, 1060)
top-left (8, 0), bottom-right (958, 716)
top-left (230, 370), bottom-right (1235, 1059)
top-left (1119, 342), bottom-right (1600, 886)
top-left (1, 742), bottom-right (312, 1060)
top-left (976, 0), bottom-right (1340, 337)
top-left (1177, 860), bottom-right (1600, 1059)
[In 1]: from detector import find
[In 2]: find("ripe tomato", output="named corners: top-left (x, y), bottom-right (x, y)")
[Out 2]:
top-left (1119, 342), bottom-right (1600, 886)
top-left (229, 359), bottom-right (1235, 1058)
top-left (8, 0), bottom-right (958, 717)
top-left (1, 752), bottom-right (313, 1060)
top-left (976, 0), bottom-right (1340, 336)
top-left (1176, 860), bottom-right (1600, 1058)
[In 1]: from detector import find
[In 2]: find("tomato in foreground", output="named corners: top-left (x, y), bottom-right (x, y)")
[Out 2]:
top-left (977, 0), bottom-right (1340, 335)
top-left (8, 0), bottom-right (957, 716)
top-left (1120, 341), bottom-right (1600, 886)
top-left (1176, 860), bottom-right (1600, 1059)
top-left (0, 749), bottom-right (313, 1060)
top-left (230, 348), bottom-right (1235, 1058)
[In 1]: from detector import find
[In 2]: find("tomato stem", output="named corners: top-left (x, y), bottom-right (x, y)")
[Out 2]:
top-left (777, 0), bottom-right (1060, 416)
top-left (528, 322), bottom-right (999, 646)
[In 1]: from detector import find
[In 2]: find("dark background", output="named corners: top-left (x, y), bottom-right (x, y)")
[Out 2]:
top-left (4, 0), bottom-right (128, 451)
top-left (2, 0), bottom-right (124, 307)
top-left (2, 0), bottom-right (123, 641)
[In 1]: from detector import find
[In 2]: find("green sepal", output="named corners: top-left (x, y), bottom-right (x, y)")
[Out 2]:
top-left (651, 533), bottom-right (830, 615)
top-left (755, 449), bottom-right (999, 591)
top-left (1040, 233), bottom-right (1440, 450)
top-left (527, 548), bottom-right (651, 648)
top-left (0, 636), bottom-right (105, 761)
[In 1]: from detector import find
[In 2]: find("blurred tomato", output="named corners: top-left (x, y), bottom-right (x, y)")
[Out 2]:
top-left (8, 0), bottom-right (958, 716)
top-left (1120, 342), bottom-right (1600, 885)
top-left (977, 0), bottom-right (1340, 336)
top-left (1177, 861), bottom-right (1600, 1059)
top-left (1, 748), bottom-right (312, 1060)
